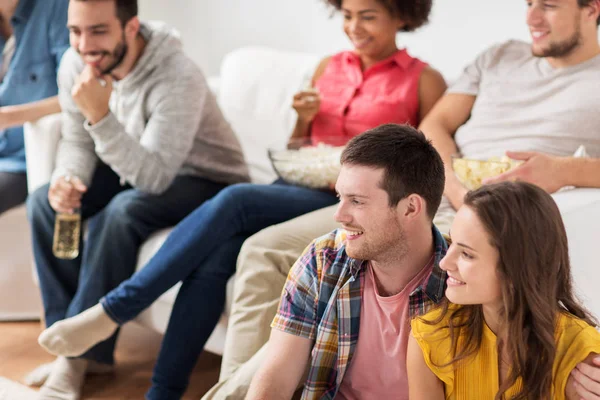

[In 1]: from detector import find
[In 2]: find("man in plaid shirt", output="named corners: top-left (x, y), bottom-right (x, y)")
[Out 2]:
top-left (247, 124), bottom-right (448, 399)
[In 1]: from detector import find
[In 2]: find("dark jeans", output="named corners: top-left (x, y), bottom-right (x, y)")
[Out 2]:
top-left (27, 163), bottom-right (226, 365)
top-left (0, 171), bottom-right (27, 215)
top-left (98, 181), bottom-right (338, 400)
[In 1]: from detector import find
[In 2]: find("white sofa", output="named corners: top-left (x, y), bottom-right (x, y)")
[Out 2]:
top-left (23, 46), bottom-right (600, 356)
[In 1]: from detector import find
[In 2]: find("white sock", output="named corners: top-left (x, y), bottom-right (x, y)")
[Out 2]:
top-left (38, 304), bottom-right (118, 358)
top-left (37, 357), bottom-right (87, 400)
top-left (24, 359), bottom-right (114, 387)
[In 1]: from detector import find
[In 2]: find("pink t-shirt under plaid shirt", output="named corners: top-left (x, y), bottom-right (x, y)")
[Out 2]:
top-left (337, 257), bottom-right (434, 400)
top-left (271, 228), bottom-right (448, 399)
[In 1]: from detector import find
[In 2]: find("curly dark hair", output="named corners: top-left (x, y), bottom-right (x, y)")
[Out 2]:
top-left (323, 0), bottom-right (432, 31)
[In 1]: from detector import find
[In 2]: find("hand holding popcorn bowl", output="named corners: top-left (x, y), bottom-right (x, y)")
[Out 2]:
top-left (268, 137), bottom-right (345, 190)
top-left (451, 155), bottom-right (523, 190)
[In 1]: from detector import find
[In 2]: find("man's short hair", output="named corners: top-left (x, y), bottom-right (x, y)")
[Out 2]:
top-left (75, 0), bottom-right (138, 26)
top-left (340, 123), bottom-right (445, 220)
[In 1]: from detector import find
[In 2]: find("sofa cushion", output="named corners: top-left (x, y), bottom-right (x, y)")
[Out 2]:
top-left (217, 46), bottom-right (321, 184)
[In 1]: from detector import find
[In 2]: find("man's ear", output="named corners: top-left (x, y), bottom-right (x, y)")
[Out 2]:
top-left (587, 0), bottom-right (600, 23)
top-left (400, 194), bottom-right (426, 220)
top-left (124, 16), bottom-right (140, 40)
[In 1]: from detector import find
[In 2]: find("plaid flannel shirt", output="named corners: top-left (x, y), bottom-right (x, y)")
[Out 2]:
top-left (271, 226), bottom-right (448, 400)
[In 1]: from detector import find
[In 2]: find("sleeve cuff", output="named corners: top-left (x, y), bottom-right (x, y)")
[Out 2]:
top-left (83, 111), bottom-right (117, 134)
top-left (271, 315), bottom-right (316, 341)
top-left (83, 112), bottom-right (123, 155)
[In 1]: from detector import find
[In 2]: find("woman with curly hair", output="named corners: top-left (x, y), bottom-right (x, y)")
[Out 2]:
top-left (290, 0), bottom-right (443, 145)
top-left (408, 182), bottom-right (600, 400)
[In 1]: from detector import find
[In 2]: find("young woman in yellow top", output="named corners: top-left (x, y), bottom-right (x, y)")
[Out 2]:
top-left (407, 181), bottom-right (600, 400)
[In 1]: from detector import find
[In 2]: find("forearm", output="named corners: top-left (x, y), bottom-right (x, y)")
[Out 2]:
top-left (559, 157), bottom-right (600, 188)
top-left (53, 108), bottom-right (98, 186)
top-left (1, 96), bottom-right (61, 128)
top-left (246, 366), bottom-right (298, 400)
top-left (419, 119), bottom-right (465, 207)
top-left (87, 112), bottom-right (190, 194)
top-left (246, 328), bottom-right (312, 400)
top-left (288, 118), bottom-right (311, 144)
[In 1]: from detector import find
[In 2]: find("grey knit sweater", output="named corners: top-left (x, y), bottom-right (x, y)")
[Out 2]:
top-left (53, 21), bottom-right (249, 194)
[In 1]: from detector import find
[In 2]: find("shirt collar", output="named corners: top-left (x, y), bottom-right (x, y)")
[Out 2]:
top-left (344, 48), bottom-right (412, 70)
top-left (422, 226), bottom-right (449, 303)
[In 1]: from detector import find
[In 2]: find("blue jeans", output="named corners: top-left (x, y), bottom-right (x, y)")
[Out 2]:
top-left (99, 181), bottom-right (338, 400)
top-left (0, 171), bottom-right (27, 215)
top-left (27, 163), bottom-right (226, 365)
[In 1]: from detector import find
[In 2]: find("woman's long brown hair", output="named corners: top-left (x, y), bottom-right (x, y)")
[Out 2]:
top-left (423, 181), bottom-right (596, 399)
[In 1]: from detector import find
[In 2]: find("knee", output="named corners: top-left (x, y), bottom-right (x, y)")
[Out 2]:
top-left (211, 183), bottom-right (257, 210)
top-left (26, 184), bottom-right (52, 223)
top-left (102, 190), bottom-right (141, 226)
top-left (237, 224), bottom-right (285, 274)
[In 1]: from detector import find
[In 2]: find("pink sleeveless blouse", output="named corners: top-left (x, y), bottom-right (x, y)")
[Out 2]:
top-left (311, 49), bottom-right (427, 145)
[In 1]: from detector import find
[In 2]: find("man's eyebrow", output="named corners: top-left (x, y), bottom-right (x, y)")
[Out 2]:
top-left (67, 23), bottom-right (110, 30)
top-left (341, 193), bottom-right (369, 198)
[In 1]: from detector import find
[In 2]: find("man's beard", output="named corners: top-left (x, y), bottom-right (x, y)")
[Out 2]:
top-left (345, 222), bottom-right (407, 264)
top-left (532, 23), bottom-right (581, 59)
top-left (101, 33), bottom-right (128, 75)
top-left (78, 32), bottom-right (128, 75)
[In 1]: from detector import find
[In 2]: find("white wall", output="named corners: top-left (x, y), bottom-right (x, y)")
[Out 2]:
top-left (139, 1), bottom-right (533, 80)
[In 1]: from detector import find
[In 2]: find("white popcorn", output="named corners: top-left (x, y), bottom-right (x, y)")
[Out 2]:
top-left (270, 144), bottom-right (344, 189)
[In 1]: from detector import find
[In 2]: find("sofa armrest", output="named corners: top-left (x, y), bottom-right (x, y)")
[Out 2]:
top-left (553, 188), bottom-right (600, 317)
top-left (24, 113), bottom-right (62, 193)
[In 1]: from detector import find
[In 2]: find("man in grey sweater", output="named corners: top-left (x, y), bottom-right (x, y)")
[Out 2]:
top-left (26, 0), bottom-right (248, 398)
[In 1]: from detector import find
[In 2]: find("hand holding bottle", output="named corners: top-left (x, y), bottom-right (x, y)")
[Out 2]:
top-left (48, 175), bottom-right (87, 214)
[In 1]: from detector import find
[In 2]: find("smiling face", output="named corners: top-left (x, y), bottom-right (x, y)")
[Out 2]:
top-left (334, 164), bottom-right (408, 263)
top-left (440, 206), bottom-right (502, 308)
top-left (341, 0), bottom-right (404, 63)
top-left (526, 0), bottom-right (591, 59)
top-left (68, 0), bottom-right (134, 74)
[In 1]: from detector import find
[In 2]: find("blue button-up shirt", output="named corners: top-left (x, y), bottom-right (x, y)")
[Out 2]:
top-left (0, 0), bottom-right (69, 173)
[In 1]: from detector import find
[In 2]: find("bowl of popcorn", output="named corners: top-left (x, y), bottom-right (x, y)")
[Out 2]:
top-left (452, 155), bottom-right (522, 190)
top-left (268, 138), bottom-right (345, 189)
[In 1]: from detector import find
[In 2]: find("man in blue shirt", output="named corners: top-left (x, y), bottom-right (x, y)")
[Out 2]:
top-left (0, 0), bottom-right (69, 215)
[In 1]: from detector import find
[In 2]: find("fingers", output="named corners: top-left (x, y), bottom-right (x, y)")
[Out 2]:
top-left (293, 90), bottom-right (320, 102)
top-left (505, 150), bottom-right (535, 161)
top-left (48, 191), bottom-right (81, 214)
top-left (48, 177), bottom-right (86, 213)
top-left (292, 93), bottom-right (320, 110)
top-left (97, 74), bottom-right (113, 89)
top-left (574, 362), bottom-right (600, 396)
top-left (80, 65), bottom-right (111, 88)
top-left (292, 98), bottom-right (320, 110)
top-left (69, 176), bottom-right (88, 193)
top-left (481, 169), bottom-right (519, 185)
